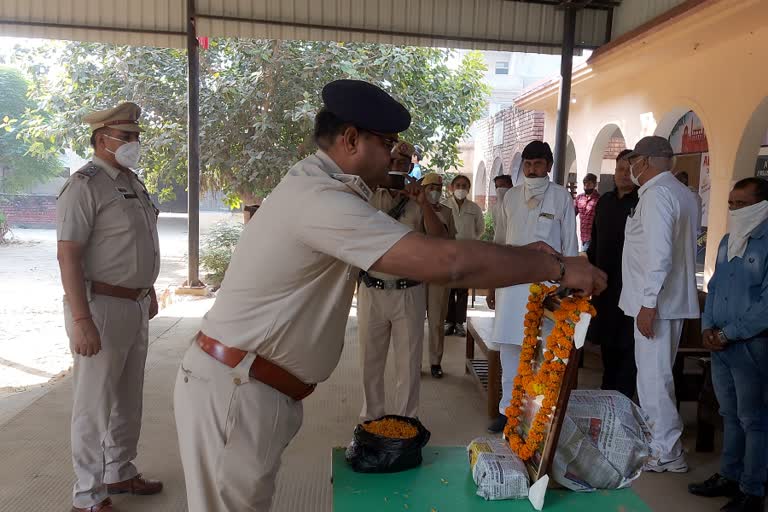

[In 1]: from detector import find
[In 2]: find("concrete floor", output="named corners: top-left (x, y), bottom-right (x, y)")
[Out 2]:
top-left (0, 298), bottom-right (737, 512)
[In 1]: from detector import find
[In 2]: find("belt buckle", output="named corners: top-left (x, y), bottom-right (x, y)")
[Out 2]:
top-left (383, 280), bottom-right (396, 290)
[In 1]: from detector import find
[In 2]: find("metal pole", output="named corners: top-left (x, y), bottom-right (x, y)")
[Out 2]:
top-left (552, 6), bottom-right (577, 186)
top-left (187, 0), bottom-right (201, 286)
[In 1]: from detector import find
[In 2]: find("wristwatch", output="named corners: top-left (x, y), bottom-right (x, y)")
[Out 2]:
top-left (551, 253), bottom-right (566, 283)
top-left (717, 329), bottom-right (729, 345)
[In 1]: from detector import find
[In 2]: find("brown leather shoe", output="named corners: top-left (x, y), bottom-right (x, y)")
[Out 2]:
top-left (106, 474), bottom-right (163, 495)
top-left (71, 497), bottom-right (113, 511)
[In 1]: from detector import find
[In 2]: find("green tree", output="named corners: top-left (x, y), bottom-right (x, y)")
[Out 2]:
top-left (12, 40), bottom-right (488, 206)
top-left (0, 66), bottom-right (63, 193)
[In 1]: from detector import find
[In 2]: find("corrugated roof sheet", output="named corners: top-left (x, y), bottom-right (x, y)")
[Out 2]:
top-left (611, 0), bottom-right (688, 39)
top-left (0, 0), bottom-right (614, 53)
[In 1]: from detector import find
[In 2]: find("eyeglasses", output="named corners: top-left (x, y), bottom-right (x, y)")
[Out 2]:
top-left (363, 129), bottom-right (399, 150)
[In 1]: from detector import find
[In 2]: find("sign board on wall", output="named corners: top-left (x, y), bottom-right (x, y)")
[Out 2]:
top-left (699, 152), bottom-right (710, 227)
top-left (669, 111), bottom-right (709, 154)
top-left (756, 156), bottom-right (768, 179)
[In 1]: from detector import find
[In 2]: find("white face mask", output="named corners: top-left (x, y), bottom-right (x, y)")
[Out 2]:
top-left (454, 189), bottom-right (468, 200)
top-left (105, 135), bottom-right (141, 169)
top-left (523, 176), bottom-right (549, 197)
top-left (427, 190), bottom-right (441, 204)
top-left (629, 159), bottom-right (646, 187)
top-left (496, 187), bottom-right (509, 200)
top-left (727, 200), bottom-right (768, 261)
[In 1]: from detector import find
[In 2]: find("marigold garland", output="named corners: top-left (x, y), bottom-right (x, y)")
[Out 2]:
top-left (503, 283), bottom-right (596, 461)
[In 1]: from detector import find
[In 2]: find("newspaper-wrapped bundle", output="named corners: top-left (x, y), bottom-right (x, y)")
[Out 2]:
top-left (467, 437), bottom-right (529, 500)
top-left (552, 390), bottom-right (652, 492)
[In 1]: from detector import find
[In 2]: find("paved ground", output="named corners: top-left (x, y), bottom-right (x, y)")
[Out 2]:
top-left (0, 212), bottom-right (239, 397)
top-left (0, 297), bottom-right (726, 512)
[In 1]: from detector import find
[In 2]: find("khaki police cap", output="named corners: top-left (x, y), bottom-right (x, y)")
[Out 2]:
top-left (82, 102), bottom-right (143, 133)
top-left (392, 141), bottom-right (415, 159)
top-left (421, 173), bottom-right (443, 187)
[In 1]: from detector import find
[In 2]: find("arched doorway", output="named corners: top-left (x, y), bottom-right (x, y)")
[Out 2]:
top-left (587, 124), bottom-right (627, 195)
top-left (656, 109), bottom-right (710, 268)
top-left (510, 152), bottom-right (523, 185)
top-left (565, 137), bottom-right (578, 197)
top-left (733, 96), bottom-right (768, 182)
top-left (475, 161), bottom-right (488, 209)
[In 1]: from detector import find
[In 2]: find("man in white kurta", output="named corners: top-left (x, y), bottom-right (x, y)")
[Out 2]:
top-left (488, 141), bottom-right (578, 433)
top-left (620, 136), bottom-right (700, 473)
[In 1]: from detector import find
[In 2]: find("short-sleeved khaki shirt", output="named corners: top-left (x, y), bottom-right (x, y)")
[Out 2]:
top-left (199, 151), bottom-right (412, 383)
top-left (367, 189), bottom-right (424, 281)
top-left (443, 196), bottom-right (485, 240)
top-left (56, 156), bottom-right (160, 288)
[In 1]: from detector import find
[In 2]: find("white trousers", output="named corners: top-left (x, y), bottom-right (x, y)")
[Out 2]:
top-left (634, 318), bottom-right (685, 460)
top-left (358, 283), bottom-right (426, 421)
top-left (65, 294), bottom-right (149, 509)
top-left (498, 344), bottom-right (523, 416)
top-left (174, 342), bottom-right (303, 512)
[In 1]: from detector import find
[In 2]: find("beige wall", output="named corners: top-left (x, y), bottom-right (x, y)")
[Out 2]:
top-left (516, 0), bottom-right (768, 284)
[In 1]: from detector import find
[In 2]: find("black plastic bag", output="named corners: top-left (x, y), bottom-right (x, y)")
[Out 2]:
top-left (345, 415), bottom-right (431, 473)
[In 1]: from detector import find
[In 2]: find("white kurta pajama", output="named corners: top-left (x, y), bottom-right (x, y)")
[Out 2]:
top-left (619, 171), bottom-right (700, 461)
top-left (492, 182), bottom-right (579, 415)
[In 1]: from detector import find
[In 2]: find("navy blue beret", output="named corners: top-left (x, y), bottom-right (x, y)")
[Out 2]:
top-left (321, 79), bottom-right (411, 133)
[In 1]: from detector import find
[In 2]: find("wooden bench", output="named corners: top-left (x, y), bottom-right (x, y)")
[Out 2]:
top-left (465, 316), bottom-right (502, 419)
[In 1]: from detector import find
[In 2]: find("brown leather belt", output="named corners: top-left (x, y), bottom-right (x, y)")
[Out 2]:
top-left (196, 332), bottom-right (316, 401)
top-left (91, 281), bottom-right (151, 301)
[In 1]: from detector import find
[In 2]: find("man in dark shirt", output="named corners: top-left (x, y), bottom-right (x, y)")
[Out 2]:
top-left (587, 149), bottom-right (639, 398)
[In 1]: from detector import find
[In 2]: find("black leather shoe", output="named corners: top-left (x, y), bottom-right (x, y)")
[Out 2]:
top-left (454, 324), bottom-right (466, 337)
top-left (689, 474), bottom-right (740, 498)
top-left (430, 365), bottom-right (443, 378)
top-left (487, 414), bottom-right (507, 434)
top-left (444, 324), bottom-right (456, 336)
top-left (721, 491), bottom-right (765, 512)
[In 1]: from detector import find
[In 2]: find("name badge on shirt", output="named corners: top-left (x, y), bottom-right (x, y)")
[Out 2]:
top-left (539, 212), bottom-right (554, 220)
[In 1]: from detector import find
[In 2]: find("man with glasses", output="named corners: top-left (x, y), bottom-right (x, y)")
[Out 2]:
top-left (620, 136), bottom-right (700, 473)
top-left (57, 102), bottom-right (162, 512)
top-left (173, 80), bottom-right (607, 511)
top-left (486, 140), bottom-right (578, 433)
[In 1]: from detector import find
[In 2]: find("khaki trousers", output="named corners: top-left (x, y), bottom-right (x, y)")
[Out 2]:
top-left (426, 284), bottom-right (450, 366)
top-left (174, 342), bottom-right (303, 512)
top-left (64, 294), bottom-right (149, 509)
top-left (358, 283), bottom-right (426, 421)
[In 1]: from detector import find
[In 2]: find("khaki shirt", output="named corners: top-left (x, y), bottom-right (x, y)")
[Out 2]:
top-left (443, 196), bottom-right (485, 240)
top-left (199, 151), bottom-right (412, 383)
top-left (367, 189), bottom-right (424, 280)
top-left (56, 156), bottom-right (160, 288)
top-left (434, 203), bottom-right (457, 239)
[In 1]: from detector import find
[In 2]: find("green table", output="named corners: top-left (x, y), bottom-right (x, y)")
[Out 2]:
top-left (333, 447), bottom-right (652, 512)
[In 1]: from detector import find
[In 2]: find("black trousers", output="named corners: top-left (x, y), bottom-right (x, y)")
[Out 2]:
top-left (596, 306), bottom-right (637, 399)
top-left (446, 288), bottom-right (468, 325)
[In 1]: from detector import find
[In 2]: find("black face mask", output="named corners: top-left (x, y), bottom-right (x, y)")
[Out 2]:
top-left (584, 186), bottom-right (595, 195)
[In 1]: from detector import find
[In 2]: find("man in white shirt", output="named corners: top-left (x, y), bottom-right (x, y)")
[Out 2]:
top-left (620, 136), bottom-right (700, 473)
top-left (443, 175), bottom-right (485, 337)
top-left (486, 141), bottom-right (579, 433)
top-left (491, 174), bottom-right (513, 228)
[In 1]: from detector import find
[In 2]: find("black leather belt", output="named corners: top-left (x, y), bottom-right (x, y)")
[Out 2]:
top-left (359, 271), bottom-right (421, 290)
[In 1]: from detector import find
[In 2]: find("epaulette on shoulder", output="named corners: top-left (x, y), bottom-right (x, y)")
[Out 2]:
top-left (74, 163), bottom-right (101, 179)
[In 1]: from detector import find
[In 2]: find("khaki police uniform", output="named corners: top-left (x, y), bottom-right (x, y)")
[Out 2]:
top-left (58, 124), bottom-right (160, 510)
top-left (174, 150), bottom-right (412, 512)
top-left (358, 189), bottom-right (427, 421)
top-left (426, 203), bottom-right (457, 366)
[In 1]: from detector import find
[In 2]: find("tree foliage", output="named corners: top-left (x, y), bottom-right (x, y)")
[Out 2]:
top-left (11, 40), bottom-right (488, 206)
top-left (0, 66), bottom-right (63, 193)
